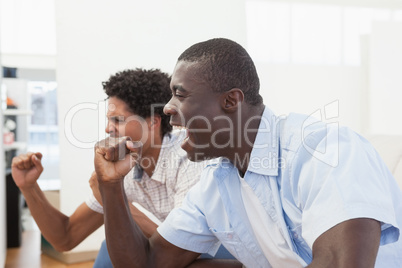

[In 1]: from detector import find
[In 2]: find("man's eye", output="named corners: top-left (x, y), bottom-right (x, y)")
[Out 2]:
top-left (174, 91), bottom-right (185, 98)
top-left (172, 88), bottom-right (185, 98)
top-left (109, 116), bottom-right (125, 123)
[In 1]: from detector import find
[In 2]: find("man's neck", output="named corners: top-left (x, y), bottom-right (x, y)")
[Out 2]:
top-left (230, 105), bottom-right (265, 176)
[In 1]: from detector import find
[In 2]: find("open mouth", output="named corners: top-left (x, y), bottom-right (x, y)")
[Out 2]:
top-left (172, 125), bottom-right (191, 149)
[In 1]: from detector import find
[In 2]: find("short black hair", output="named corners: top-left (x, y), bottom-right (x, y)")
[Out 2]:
top-left (178, 38), bottom-right (263, 106)
top-left (102, 68), bottom-right (172, 137)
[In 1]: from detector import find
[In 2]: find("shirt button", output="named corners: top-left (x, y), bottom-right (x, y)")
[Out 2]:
top-left (227, 234), bottom-right (233, 239)
top-left (293, 232), bottom-right (298, 239)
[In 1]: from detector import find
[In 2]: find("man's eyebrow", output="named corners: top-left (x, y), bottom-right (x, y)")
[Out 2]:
top-left (172, 85), bottom-right (187, 93)
top-left (108, 115), bottom-right (125, 121)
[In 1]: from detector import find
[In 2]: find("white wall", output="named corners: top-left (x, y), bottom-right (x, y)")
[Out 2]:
top-left (0, 45), bottom-right (6, 268)
top-left (0, 116), bottom-right (5, 268)
top-left (0, 0), bottom-right (56, 69)
top-left (0, 0), bottom-right (7, 264)
top-left (55, 0), bottom-right (247, 252)
top-left (368, 21), bottom-right (402, 135)
top-left (257, 63), bottom-right (364, 134)
top-left (0, 98), bottom-right (6, 268)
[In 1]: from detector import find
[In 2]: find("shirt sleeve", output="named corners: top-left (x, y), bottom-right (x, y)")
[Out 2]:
top-left (157, 179), bottom-right (221, 255)
top-left (85, 193), bottom-right (104, 214)
top-left (85, 173), bottom-right (133, 214)
top-left (294, 126), bottom-right (400, 248)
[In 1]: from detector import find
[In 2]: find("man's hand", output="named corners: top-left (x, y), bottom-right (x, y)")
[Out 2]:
top-left (89, 171), bottom-right (103, 205)
top-left (94, 136), bottom-right (142, 183)
top-left (11, 152), bottom-right (44, 190)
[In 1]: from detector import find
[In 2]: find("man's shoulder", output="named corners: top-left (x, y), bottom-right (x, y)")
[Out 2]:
top-left (279, 113), bottom-right (336, 152)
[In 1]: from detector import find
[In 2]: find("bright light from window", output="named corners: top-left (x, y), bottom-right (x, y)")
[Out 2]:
top-left (291, 4), bottom-right (341, 65)
top-left (0, 0), bottom-right (56, 55)
top-left (393, 10), bottom-right (402, 21)
top-left (373, 9), bottom-right (392, 21)
top-left (247, 1), bottom-right (290, 63)
top-left (27, 81), bottom-right (59, 184)
top-left (343, 7), bottom-right (372, 65)
top-left (246, 1), bottom-right (402, 66)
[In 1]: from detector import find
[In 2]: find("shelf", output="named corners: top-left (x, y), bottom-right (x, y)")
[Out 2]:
top-left (3, 109), bottom-right (33, 116)
top-left (4, 142), bottom-right (27, 151)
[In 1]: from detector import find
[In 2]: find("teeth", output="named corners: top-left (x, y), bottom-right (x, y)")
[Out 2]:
top-left (182, 131), bottom-right (189, 146)
top-left (173, 126), bottom-right (187, 130)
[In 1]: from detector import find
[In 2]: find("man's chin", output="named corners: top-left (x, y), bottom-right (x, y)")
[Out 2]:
top-left (181, 142), bottom-right (218, 162)
top-left (185, 151), bottom-right (202, 162)
top-left (185, 150), bottom-right (217, 163)
top-left (182, 147), bottom-right (203, 162)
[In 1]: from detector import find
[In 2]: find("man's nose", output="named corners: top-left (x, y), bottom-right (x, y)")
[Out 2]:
top-left (105, 121), bottom-right (114, 135)
top-left (163, 102), bottom-right (177, 116)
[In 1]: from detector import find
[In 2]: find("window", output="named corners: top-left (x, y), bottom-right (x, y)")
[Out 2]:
top-left (246, 1), bottom-right (402, 65)
top-left (27, 81), bottom-right (60, 189)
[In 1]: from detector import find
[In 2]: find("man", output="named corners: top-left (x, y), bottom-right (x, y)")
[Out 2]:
top-left (94, 39), bottom-right (402, 267)
top-left (11, 68), bottom-right (205, 267)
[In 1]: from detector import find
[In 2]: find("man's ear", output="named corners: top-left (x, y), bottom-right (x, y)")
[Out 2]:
top-left (221, 88), bottom-right (244, 113)
top-left (147, 116), bottom-right (161, 130)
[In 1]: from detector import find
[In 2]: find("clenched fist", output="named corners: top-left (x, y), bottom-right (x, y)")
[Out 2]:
top-left (11, 152), bottom-right (44, 190)
top-left (94, 136), bottom-right (142, 183)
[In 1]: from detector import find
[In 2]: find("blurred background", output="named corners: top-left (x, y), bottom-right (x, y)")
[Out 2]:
top-left (1, 0), bottom-right (402, 265)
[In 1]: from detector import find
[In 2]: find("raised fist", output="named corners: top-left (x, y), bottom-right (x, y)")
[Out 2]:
top-left (94, 136), bottom-right (142, 183)
top-left (11, 152), bottom-right (44, 190)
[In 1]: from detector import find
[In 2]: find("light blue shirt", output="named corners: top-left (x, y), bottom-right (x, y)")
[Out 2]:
top-left (158, 107), bottom-right (402, 267)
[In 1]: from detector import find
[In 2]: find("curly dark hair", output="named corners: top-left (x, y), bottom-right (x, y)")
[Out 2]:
top-left (178, 38), bottom-right (263, 106)
top-left (102, 68), bottom-right (172, 137)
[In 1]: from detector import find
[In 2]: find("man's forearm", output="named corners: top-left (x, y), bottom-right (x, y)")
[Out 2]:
top-left (20, 183), bottom-right (72, 250)
top-left (129, 204), bottom-right (158, 238)
top-left (100, 180), bottom-right (152, 267)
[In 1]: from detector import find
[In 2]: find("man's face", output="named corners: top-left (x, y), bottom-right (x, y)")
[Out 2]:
top-left (105, 96), bottom-right (150, 148)
top-left (164, 61), bottom-right (229, 161)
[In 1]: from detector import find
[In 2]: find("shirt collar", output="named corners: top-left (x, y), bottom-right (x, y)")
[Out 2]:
top-left (132, 164), bottom-right (144, 181)
top-left (247, 106), bottom-right (280, 176)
